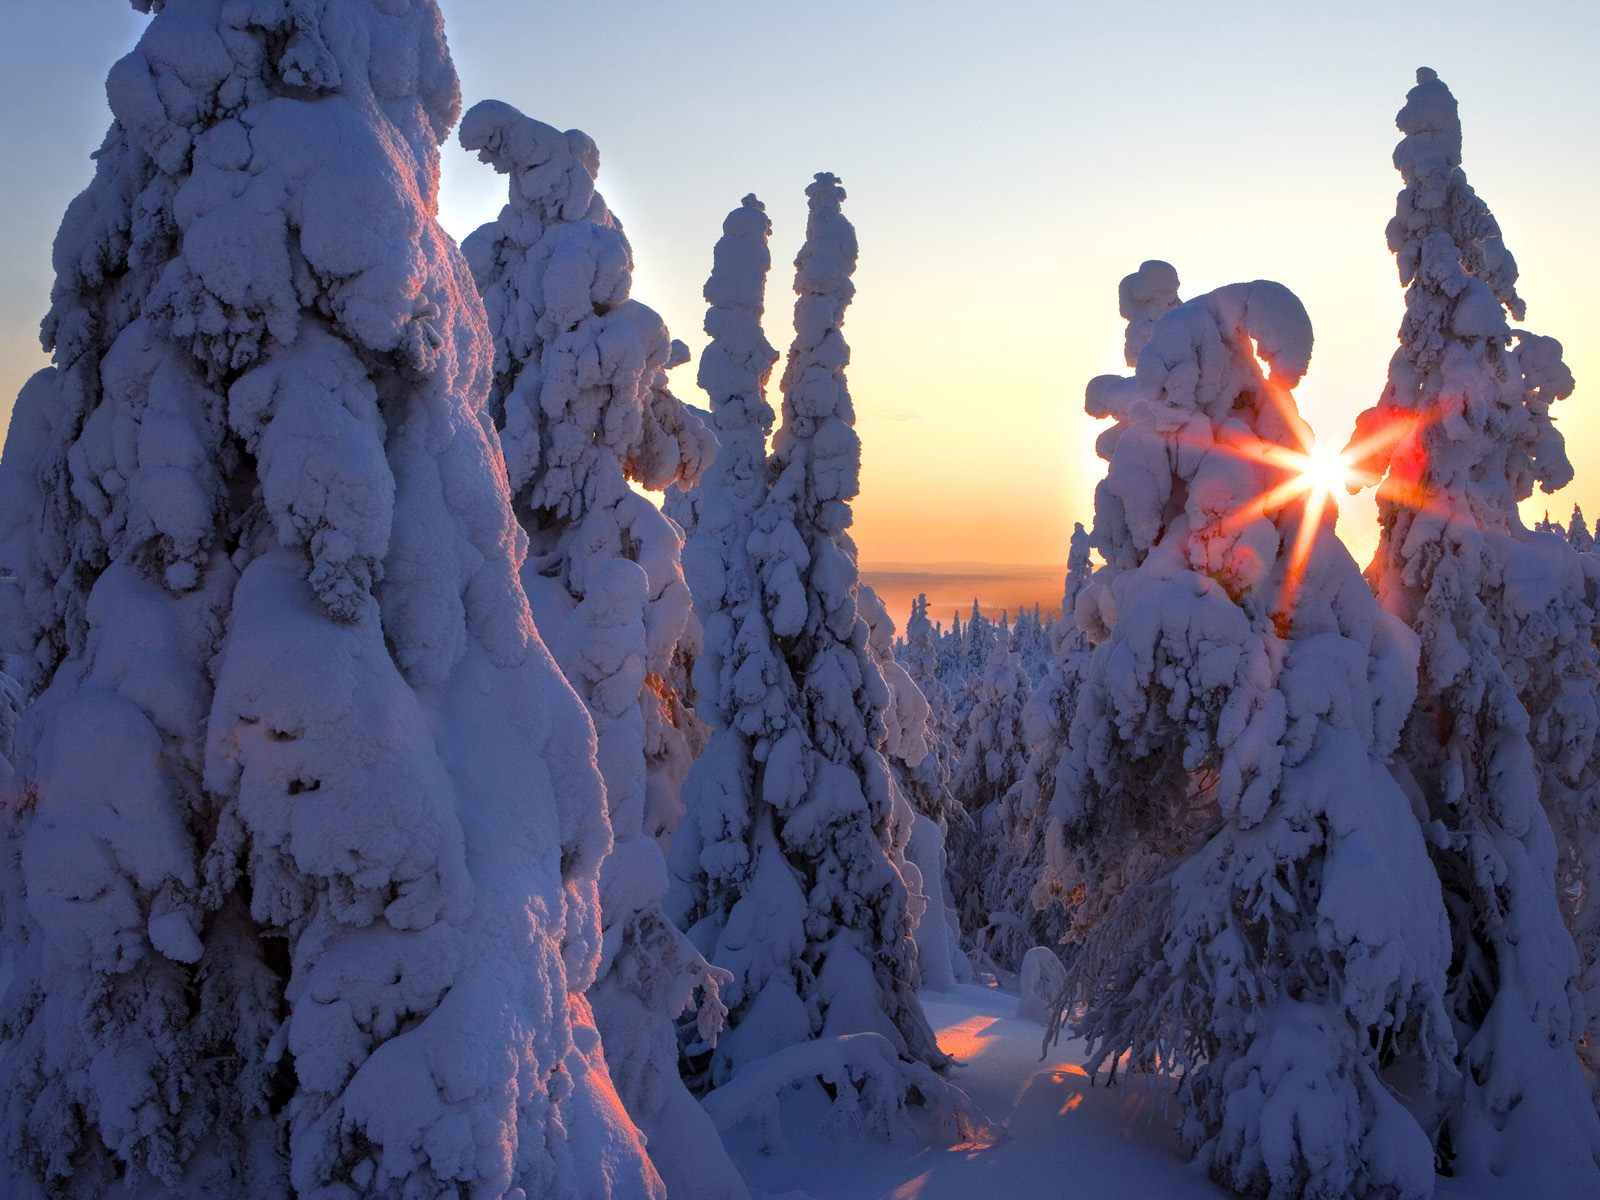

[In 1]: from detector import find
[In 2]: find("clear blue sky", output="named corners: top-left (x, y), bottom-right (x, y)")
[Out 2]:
top-left (3, 1), bottom-right (1598, 566)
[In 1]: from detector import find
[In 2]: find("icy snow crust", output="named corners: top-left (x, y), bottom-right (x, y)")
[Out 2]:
top-left (0, 3), bottom-right (659, 1197)
top-left (1055, 275), bottom-right (1459, 1199)
top-left (1344, 68), bottom-right (1600, 1193)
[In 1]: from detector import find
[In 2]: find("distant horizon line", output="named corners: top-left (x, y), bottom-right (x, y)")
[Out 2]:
top-left (859, 560), bottom-right (1069, 573)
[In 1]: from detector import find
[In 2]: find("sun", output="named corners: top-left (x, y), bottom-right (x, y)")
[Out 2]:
top-left (1299, 442), bottom-right (1352, 499)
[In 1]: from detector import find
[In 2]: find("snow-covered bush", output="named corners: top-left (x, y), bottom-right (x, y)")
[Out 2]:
top-left (0, 4), bottom-right (664, 1198)
top-left (1345, 69), bottom-right (1600, 1180)
top-left (672, 177), bottom-right (959, 1140)
top-left (460, 102), bottom-right (742, 1198)
top-left (1056, 278), bottom-right (1456, 1199)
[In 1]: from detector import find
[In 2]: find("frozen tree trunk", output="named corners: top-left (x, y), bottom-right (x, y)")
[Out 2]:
top-left (459, 104), bottom-right (741, 1199)
top-left (1345, 69), bottom-right (1600, 1183)
top-left (0, 4), bottom-right (661, 1198)
top-left (1056, 278), bottom-right (1456, 1199)
top-left (674, 179), bottom-right (967, 1145)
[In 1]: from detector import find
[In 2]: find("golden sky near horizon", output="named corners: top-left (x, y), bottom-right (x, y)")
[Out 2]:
top-left (1, 3), bottom-right (1596, 580)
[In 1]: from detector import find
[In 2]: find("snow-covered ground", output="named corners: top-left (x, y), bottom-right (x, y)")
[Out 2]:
top-left (725, 981), bottom-right (1228, 1200)
top-left (723, 981), bottom-right (1571, 1200)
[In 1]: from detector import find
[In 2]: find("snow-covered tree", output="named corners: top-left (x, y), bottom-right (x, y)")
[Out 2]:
top-left (0, 4), bottom-right (662, 1198)
top-left (669, 194), bottom-right (787, 1093)
top-left (983, 523), bottom-right (1094, 971)
top-left (1056, 280), bottom-right (1456, 1199)
top-left (946, 642), bottom-right (1032, 948)
top-left (459, 103), bottom-right (741, 1198)
top-left (460, 100), bottom-right (713, 848)
top-left (896, 594), bottom-right (959, 821)
top-left (952, 647), bottom-right (1032, 817)
top-left (1569, 504), bottom-right (1596, 554)
top-left (859, 583), bottom-right (970, 990)
top-left (673, 176), bottom-right (968, 1142)
top-left (1345, 69), bottom-right (1600, 1183)
top-left (897, 594), bottom-right (965, 823)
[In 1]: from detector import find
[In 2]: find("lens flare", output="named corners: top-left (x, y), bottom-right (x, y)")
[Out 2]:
top-left (1169, 388), bottom-right (1438, 629)
top-left (1301, 443), bottom-right (1352, 500)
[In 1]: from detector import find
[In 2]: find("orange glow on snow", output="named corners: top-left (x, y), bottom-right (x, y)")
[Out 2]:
top-left (1058, 1092), bottom-right (1085, 1114)
top-left (936, 1015), bottom-right (1001, 1059)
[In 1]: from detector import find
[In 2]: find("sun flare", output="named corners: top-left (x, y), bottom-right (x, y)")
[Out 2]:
top-left (1299, 443), bottom-right (1353, 499)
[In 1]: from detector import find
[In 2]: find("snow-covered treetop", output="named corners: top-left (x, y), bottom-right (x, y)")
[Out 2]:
top-left (1348, 67), bottom-right (1574, 512)
top-left (1085, 262), bottom-right (1182, 467)
top-left (698, 194), bottom-right (780, 480)
top-left (3, 0), bottom-right (508, 697)
top-left (1088, 279), bottom-right (1313, 580)
top-left (1569, 504), bottom-right (1596, 553)
top-left (1117, 259), bottom-right (1181, 367)
top-left (1062, 521), bottom-right (1092, 625)
top-left (681, 192), bottom-right (781, 733)
top-left (459, 100), bottom-right (714, 528)
top-left (766, 172), bottom-right (860, 547)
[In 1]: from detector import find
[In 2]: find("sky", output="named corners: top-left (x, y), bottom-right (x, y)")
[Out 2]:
top-left (2, 1), bottom-right (1597, 578)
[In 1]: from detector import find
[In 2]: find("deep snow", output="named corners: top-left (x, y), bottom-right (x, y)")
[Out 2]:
top-left (725, 982), bottom-right (1228, 1200)
top-left (725, 980), bottom-right (1593, 1200)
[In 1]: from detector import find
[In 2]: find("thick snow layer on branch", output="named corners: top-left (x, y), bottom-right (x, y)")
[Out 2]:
top-left (0, 4), bottom-right (661, 1197)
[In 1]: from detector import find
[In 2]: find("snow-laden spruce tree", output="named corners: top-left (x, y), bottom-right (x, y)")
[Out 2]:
top-left (947, 642), bottom-right (1032, 947)
top-left (1569, 504), bottom-right (1596, 554)
top-left (459, 104), bottom-right (742, 1198)
top-left (669, 194), bottom-right (784, 1091)
top-left (895, 594), bottom-right (961, 827)
top-left (1344, 69), bottom-right (1600, 1180)
top-left (1056, 280), bottom-right (1457, 1199)
top-left (983, 522), bottom-right (1094, 971)
top-left (0, 4), bottom-right (663, 1198)
top-left (460, 100), bottom-right (714, 847)
top-left (673, 177), bottom-right (973, 1145)
top-left (859, 583), bottom-right (970, 991)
